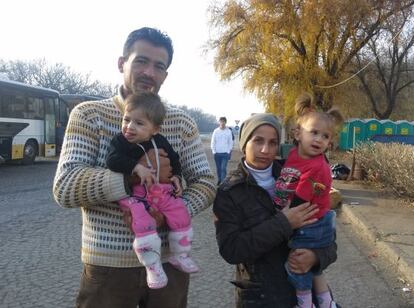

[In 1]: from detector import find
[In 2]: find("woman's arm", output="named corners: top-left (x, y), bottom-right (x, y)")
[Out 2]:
top-left (287, 240), bottom-right (337, 273)
top-left (213, 189), bottom-right (293, 264)
top-left (311, 235), bottom-right (338, 272)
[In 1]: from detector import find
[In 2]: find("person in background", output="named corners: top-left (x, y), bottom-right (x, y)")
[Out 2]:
top-left (106, 92), bottom-right (199, 290)
top-left (211, 116), bottom-right (233, 185)
top-left (213, 113), bottom-right (337, 307)
top-left (274, 93), bottom-right (343, 308)
top-left (53, 27), bottom-right (215, 308)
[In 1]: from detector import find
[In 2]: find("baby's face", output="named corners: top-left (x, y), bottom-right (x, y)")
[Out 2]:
top-left (121, 107), bottom-right (158, 144)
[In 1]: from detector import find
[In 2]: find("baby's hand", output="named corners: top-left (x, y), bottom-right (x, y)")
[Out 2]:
top-left (171, 176), bottom-right (183, 197)
top-left (132, 164), bottom-right (156, 187)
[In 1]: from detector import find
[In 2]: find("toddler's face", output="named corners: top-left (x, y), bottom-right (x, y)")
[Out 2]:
top-left (295, 117), bottom-right (332, 159)
top-left (122, 107), bottom-right (159, 144)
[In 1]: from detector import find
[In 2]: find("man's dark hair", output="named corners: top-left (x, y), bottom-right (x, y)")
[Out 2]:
top-left (123, 27), bottom-right (174, 68)
top-left (219, 117), bottom-right (227, 123)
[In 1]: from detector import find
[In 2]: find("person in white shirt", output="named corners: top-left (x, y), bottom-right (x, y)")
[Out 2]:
top-left (211, 116), bottom-right (234, 185)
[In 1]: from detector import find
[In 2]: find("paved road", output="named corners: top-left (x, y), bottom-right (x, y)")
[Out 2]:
top-left (0, 147), bottom-right (413, 307)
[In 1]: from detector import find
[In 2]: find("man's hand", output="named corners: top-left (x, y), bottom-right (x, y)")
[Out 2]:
top-left (170, 176), bottom-right (183, 197)
top-left (287, 249), bottom-right (317, 274)
top-left (122, 208), bottom-right (134, 233)
top-left (139, 149), bottom-right (172, 183)
top-left (148, 207), bottom-right (166, 228)
top-left (122, 205), bottom-right (166, 230)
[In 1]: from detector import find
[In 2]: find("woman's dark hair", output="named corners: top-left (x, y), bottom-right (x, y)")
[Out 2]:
top-left (123, 27), bottom-right (174, 68)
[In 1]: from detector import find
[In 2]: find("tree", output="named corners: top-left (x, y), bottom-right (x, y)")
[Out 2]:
top-left (354, 10), bottom-right (414, 119)
top-left (0, 58), bottom-right (116, 97)
top-left (174, 105), bottom-right (218, 133)
top-left (207, 0), bottom-right (414, 119)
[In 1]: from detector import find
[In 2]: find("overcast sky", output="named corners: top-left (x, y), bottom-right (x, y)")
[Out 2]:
top-left (1, 0), bottom-right (264, 125)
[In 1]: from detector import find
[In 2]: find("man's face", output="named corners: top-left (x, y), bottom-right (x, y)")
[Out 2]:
top-left (118, 40), bottom-right (169, 96)
top-left (219, 120), bottom-right (226, 129)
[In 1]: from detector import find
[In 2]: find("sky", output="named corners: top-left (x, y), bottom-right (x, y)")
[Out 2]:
top-left (1, 0), bottom-right (264, 126)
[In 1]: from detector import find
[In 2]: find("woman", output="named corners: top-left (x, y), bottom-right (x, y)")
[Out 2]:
top-left (213, 113), bottom-right (337, 307)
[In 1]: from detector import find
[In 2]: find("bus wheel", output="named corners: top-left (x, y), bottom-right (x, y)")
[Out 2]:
top-left (22, 140), bottom-right (37, 165)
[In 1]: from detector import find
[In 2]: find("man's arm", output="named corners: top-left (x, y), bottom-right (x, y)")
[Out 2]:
top-left (178, 115), bottom-right (216, 216)
top-left (53, 103), bottom-right (128, 209)
top-left (210, 129), bottom-right (216, 154)
top-left (156, 134), bottom-right (182, 177)
top-left (228, 129), bottom-right (234, 153)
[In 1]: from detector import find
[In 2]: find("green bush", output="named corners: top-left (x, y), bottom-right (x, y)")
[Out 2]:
top-left (355, 142), bottom-right (414, 199)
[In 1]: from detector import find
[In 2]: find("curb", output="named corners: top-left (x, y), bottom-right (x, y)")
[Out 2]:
top-left (341, 204), bottom-right (414, 286)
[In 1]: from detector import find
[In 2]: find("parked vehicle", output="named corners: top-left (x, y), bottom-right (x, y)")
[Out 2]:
top-left (0, 79), bottom-right (105, 164)
top-left (0, 79), bottom-right (59, 164)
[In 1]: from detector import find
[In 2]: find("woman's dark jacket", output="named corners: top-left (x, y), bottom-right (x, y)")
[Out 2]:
top-left (213, 159), bottom-right (337, 307)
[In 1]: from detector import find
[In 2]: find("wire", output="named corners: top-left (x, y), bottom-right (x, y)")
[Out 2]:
top-left (315, 26), bottom-right (404, 89)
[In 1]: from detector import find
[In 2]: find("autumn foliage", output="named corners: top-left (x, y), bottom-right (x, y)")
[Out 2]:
top-left (207, 0), bottom-right (414, 120)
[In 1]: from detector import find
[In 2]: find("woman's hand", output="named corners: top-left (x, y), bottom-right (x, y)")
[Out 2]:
top-left (287, 249), bottom-right (317, 274)
top-left (282, 202), bottom-right (319, 229)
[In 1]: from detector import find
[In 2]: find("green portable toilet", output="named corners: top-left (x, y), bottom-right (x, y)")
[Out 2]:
top-left (339, 118), bottom-right (365, 150)
top-left (396, 120), bottom-right (414, 135)
top-left (380, 120), bottom-right (397, 135)
top-left (339, 121), bottom-right (349, 150)
top-left (365, 118), bottom-right (381, 140)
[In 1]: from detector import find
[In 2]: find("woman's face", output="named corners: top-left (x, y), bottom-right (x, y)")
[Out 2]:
top-left (244, 124), bottom-right (279, 170)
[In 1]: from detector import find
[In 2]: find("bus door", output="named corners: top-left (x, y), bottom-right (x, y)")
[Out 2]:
top-left (44, 97), bottom-right (56, 157)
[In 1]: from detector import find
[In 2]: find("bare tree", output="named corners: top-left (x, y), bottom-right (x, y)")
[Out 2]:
top-left (0, 58), bottom-right (116, 97)
top-left (354, 11), bottom-right (414, 119)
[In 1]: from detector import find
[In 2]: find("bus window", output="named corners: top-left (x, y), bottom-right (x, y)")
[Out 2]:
top-left (5, 95), bottom-right (24, 118)
top-left (27, 97), bottom-right (44, 120)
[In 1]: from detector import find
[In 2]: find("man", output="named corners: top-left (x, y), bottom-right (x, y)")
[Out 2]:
top-left (53, 27), bottom-right (215, 308)
top-left (211, 116), bottom-right (233, 185)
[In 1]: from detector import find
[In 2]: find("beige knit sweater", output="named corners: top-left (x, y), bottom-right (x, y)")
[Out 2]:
top-left (53, 95), bottom-right (216, 267)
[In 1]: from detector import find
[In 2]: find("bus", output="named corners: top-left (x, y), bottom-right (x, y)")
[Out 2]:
top-left (0, 79), bottom-right (59, 164)
top-left (0, 80), bottom-right (106, 164)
